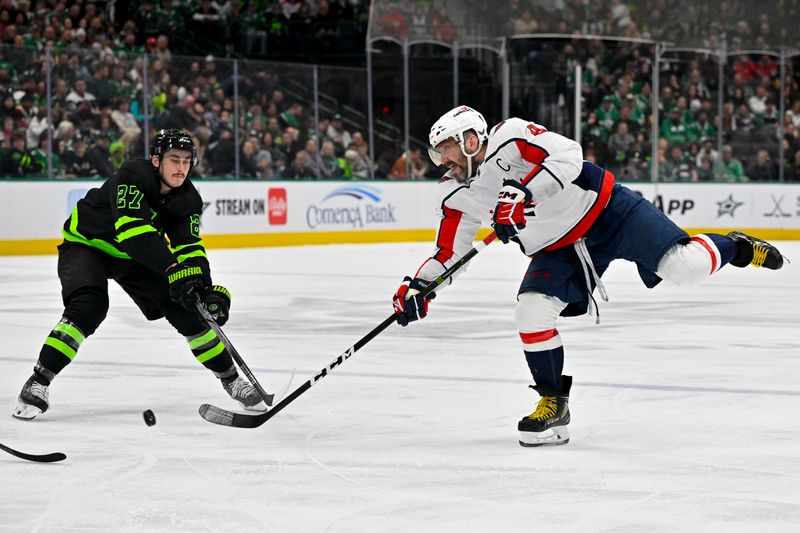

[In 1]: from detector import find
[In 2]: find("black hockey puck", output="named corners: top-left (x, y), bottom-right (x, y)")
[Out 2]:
top-left (143, 409), bottom-right (156, 426)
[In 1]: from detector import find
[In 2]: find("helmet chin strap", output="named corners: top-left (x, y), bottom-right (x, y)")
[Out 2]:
top-left (460, 139), bottom-right (483, 180)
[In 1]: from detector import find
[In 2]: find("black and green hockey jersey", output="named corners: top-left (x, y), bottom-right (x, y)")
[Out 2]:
top-left (62, 158), bottom-right (209, 277)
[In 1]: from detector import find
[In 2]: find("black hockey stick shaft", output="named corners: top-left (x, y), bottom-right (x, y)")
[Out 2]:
top-left (195, 296), bottom-right (275, 406)
top-left (199, 231), bottom-right (497, 428)
top-left (0, 442), bottom-right (66, 463)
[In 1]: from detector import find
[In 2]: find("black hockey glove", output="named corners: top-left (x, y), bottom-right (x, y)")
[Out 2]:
top-left (392, 276), bottom-right (436, 327)
top-left (166, 263), bottom-right (207, 310)
top-left (203, 285), bottom-right (231, 326)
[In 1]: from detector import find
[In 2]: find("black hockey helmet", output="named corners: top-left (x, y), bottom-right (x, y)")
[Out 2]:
top-left (149, 129), bottom-right (197, 167)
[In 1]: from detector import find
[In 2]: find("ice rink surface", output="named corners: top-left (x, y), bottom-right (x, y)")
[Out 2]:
top-left (1, 241), bottom-right (799, 532)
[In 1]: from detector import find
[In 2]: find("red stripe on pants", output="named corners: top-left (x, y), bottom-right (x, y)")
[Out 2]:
top-left (519, 329), bottom-right (558, 344)
top-left (691, 236), bottom-right (718, 274)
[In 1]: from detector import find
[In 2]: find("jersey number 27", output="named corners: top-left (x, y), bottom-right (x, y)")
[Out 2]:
top-left (116, 184), bottom-right (143, 209)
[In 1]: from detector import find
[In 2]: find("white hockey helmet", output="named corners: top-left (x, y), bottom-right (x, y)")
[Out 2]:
top-left (427, 105), bottom-right (489, 170)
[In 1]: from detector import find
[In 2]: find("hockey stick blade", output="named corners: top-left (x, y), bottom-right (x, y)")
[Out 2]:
top-left (199, 403), bottom-right (265, 428)
top-left (197, 232), bottom-right (498, 429)
top-left (0, 442), bottom-right (66, 463)
top-left (198, 369), bottom-right (295, 427)
top-left (195, 297), bottom-right (275, 406)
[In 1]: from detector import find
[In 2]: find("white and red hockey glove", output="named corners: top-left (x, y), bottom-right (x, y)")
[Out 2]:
top-left (392, 276), bottom-right (436, 327)
top-left (492, 179), bottom-right (533, 244)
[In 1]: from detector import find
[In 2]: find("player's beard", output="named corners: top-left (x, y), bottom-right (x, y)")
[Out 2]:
top-left (450, 159), bottom-right (478, 184)
top-left (448, 162), bottom-right (469, 183)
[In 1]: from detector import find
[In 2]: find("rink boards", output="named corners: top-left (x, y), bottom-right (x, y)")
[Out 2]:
top-left (1, 179), bottom-right (800, 255)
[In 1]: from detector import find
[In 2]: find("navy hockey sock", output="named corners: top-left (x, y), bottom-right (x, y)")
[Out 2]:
top-left (705, 233), bottom-right (737, 266)
top-left (524, 346), bottom-right (564, 391)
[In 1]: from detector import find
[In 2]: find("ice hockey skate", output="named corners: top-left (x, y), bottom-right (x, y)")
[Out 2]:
top-left (13, 375), bottom-right (50, 420)
top-left (727, 231), bottom-right (786, 270)
top-left (221, 375), bottom-right (267, 411)
top-left (518, 375), bottom-right (572, 447)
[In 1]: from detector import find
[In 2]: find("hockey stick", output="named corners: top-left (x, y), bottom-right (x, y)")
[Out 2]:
top-left (195, 295), bottom-right (275, 407)
top-left (199, 231), bottom-right (498, 429)
top-left (0, 442), bottom-right (66, 463)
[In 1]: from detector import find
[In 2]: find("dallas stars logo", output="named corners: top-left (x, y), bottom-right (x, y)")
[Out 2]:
top-left (716, 194), bottom-right (743, 217)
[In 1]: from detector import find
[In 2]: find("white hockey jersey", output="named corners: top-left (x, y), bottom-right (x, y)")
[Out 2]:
top-left (415, 117), bottom-right (615, 286)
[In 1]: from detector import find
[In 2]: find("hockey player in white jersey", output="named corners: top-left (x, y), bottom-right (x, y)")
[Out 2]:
top-left (391, 105), bottom-right (785, 447)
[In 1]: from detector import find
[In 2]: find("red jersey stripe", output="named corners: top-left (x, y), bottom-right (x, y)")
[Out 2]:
top-left (543, 169), bottom-right (615, 251)
top-left (520, 165), bottom-right (544, 188)
top-left (434, 206), bottom-right (462, 264)
top-left (515, 140), bottom-right (548, 167)
top-left (519, 328), bottom-right (559, 344)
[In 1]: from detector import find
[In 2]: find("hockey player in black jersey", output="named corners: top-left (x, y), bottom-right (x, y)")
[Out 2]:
top-left (13, 129), bottom-right (265, 420)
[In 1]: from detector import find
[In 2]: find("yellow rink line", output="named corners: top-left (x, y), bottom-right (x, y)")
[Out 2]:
top-left (1, 228), bottom-right (799, 256)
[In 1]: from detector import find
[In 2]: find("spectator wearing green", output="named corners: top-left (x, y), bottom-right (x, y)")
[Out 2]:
top-left (696, 153), bottom-right (714, 181)
top-left (109, 141), bottom-right (126, 170)
top-left (634, 82), bottom-right (651, 117)
top-left (339, 149), bottom-right (361, 179)
top-left (662, 144), bottom-right (697, 182)
top-left (153, 0), bottom-right (189, 39)
top-left (595, 96), bottom-right (618, 131)
top-left (660, 109), bottom-right (689, 144)
top-left (279, 102), bottom-right (303, 129)
top-left (31, 133), bottom-right (59, 176)
top-left (608, 81), bottom-right (632, 110)
top-left (713, 145), bottom-right (746, 182)
top-left (0, 60), bottom-right (16, 82)
top-left (673, 96), bottom-right (695, 125)
top-left (2, 131), bottom-right (42, 176)
top-left (623, 98), bottom-right (646, 129)
top-left (754, 99), bottom-right (780, 129)
top-left (687, 112), bottom-right (716, 144)
top-left (241, 1), bottom-right (268, 55)
top-left (582, 111), bottom-right (609, 146)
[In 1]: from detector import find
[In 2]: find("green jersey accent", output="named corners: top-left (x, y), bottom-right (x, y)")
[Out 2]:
top-left (170, 239), bottom-right (208, 263)
top-left (114, 215), bottom-right (144, 230)
top-left (61, 158), bottom-right (209, 276)
top-left (117, 225), bottom-right (158, 243)
top-left (63, 209), bottom-right (131, 259)
top-left (176, 250), bottom-right (208, 262)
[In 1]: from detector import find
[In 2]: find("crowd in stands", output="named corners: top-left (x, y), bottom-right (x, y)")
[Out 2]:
top-left (0, 0), bottom-right (798, 181)
top-left (0, 0), bottom-right (381, 179)
top-left (501, 0), bottom-right (800, 182)
top-left (564, 37), bottom-right (800, 182)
